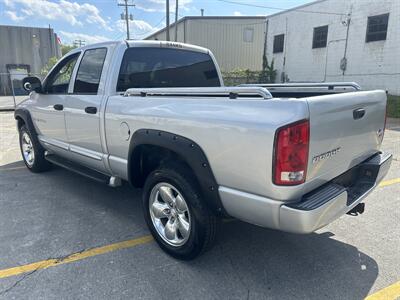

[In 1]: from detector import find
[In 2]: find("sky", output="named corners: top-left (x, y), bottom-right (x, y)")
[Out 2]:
top-left (0, 0), bottom-right (312, 45)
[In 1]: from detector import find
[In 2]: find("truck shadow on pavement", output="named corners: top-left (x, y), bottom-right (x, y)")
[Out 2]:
top-left (0, 161), bottom-right (378, 299)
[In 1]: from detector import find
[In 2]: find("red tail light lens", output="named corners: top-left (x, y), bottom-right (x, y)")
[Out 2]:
top-left (273, 120), bottom-right (310, 185)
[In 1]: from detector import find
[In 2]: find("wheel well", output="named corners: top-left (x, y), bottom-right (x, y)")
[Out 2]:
top-left (128, 129), bottom-right (224, 214)
top-left (130, 144), bottom-right (195, 188)
top-left (16, 116), bottom-right (25, 129)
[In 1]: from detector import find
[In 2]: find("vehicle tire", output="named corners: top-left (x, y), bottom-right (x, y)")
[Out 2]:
top-left (143, 163), bottom-right (218, 260)
top-left (19, 125), bottom-right (51, 173)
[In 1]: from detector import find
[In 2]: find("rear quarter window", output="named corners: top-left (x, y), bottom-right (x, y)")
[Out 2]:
top-left (117, 47), bottom-right (220, 92)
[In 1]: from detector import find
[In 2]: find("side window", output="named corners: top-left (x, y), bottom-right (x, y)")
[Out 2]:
top-left (74, 48), bottom-right (107, 94)
top-left (116, 47), bottom-right (220, 92)
top-left (366, 13), bottom-right (389, 42)
top-left (312, 25), bottom-right (328, 49)
top-left (45, 53), bottom-right (79, 94)
top-left (273, 34), bottom-right (285, 53)
top-left (243, 28), bottom-right (254, 43)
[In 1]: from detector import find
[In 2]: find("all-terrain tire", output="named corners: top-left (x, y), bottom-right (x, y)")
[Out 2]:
top-left (142, 162), bottom-right (218, 260)
top-left (19, 125), bottom-right (51, 173)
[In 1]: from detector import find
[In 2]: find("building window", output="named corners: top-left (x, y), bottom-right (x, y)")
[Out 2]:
top-left (243, 28), bottom-right (254, 43)
top-left (273, 34), bottom-right (284, 53)
top-left (366, 13), bottom-right (389, 42)
top-left (312, 25), bottom-right (328, 48)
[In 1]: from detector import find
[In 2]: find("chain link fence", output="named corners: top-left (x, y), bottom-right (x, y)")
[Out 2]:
top-left (0, 72), bottom-right (44, 111)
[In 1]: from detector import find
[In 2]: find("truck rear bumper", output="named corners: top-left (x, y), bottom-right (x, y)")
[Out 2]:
top-left (219, 152), bottom-right (392, 233)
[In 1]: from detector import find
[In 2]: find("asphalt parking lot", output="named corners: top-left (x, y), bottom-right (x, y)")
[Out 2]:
top-left (0, 111), bottom-right (399, 300)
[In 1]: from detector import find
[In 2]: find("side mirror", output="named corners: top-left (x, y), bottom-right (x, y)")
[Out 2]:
top-left (22, 76), bottom-right (43, 93)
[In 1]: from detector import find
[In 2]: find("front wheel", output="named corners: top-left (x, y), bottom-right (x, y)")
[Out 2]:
top-left (142, 164), bottom-right (217, 260)
top-left (19, 125), bottom-right (51, 173)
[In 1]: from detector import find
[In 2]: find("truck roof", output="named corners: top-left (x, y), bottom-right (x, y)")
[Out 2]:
top-left (69, 40), bottom-right (209, 54)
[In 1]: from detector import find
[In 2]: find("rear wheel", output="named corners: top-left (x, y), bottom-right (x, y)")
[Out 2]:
top-left (19, 125), bottom-right (51, 172)
top-left (143, 163), bottom-right (217, 260)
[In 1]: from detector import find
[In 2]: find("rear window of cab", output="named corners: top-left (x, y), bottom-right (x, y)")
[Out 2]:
top-left (116, 47), bottom-right (220, 92)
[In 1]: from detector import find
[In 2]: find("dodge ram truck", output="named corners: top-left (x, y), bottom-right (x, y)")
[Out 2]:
top-left (16, 40), bottom-right (392, 260)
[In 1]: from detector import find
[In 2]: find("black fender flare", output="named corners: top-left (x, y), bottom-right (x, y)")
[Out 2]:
top-left (14, 108), bottom-right (44, 150)
top-left (14, 108), bottom-right (36, 134)
top-left (128, 129), bottom-right (224, 215)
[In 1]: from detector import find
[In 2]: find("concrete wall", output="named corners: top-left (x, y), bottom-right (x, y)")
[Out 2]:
top-left (146, 17), bottom-right (266, 72)
top-left (0, 25), bottom-right (60, 74)
top-left (266, 0), bottom-right (400, 95)
top-left (0, 25), bottom-right (61, 96)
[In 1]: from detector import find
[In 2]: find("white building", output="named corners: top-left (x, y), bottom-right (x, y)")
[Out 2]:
top-left (146, 0), bottom-right (399, 95)
top-left (145, 16), bottom-right (267, 72)
top-left (266, 0), bottom-right (399, 95)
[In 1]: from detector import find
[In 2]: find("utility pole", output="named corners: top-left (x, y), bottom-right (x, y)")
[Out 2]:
top-left (342, 6), bottom-right (352, 75)
top-left (73, 39), bottom-right (85, 47)
top-left (166, 0), bottom-right (170, 41)
top-left (118, 0), bottom-right (135, 40)
top-left (174, 0), bottom-right (178, 41)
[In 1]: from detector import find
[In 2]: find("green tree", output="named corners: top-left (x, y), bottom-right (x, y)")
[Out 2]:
top-left (40, 56), bottom-right (59, 76)
top-left (61, 44), bottom-right (76, 56)
top-left (266, 59), bottom-right (277, 83)
top-left (40, 44), bottom-right (77, 77)
top-left (258, 57), bottom-right (277, 83)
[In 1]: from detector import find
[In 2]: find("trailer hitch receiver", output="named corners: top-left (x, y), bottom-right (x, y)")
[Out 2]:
top-left (346, 203), bottom-right (365, 216)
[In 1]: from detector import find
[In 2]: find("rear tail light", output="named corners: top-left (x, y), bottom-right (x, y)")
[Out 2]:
top-left (273, 120), bottom-right (310, 185)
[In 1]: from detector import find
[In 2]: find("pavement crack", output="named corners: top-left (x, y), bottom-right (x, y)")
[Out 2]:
top-left (0, 269), bottom-right (38, 296)
top-left (0, 247), bottom-right (90, 296)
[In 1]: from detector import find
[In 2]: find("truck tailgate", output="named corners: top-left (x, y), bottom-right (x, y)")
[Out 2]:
top-left (306, 90), bottom-right (387, 183)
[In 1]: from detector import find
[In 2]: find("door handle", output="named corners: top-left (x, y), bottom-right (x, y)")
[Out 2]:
top-left (353, 108), bottom-right (365, 120)
top-left (53, 104), bottom-right (63, 111)
top-left (85, 106), bottom-right (97, 114)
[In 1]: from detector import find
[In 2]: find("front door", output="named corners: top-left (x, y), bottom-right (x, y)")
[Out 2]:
top-left (30, 53), bottom-right (80, 153)
top-left (64, 47), bottom-right (108, 171)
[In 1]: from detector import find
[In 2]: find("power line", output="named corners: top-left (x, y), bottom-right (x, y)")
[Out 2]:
top-left (134, 16), bottom-right (166, 37)
top-left (216, 0), bottom-right (347, 16)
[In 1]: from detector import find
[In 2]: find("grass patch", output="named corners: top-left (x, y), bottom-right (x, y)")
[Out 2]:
top-left (388, 95), bottom-right (400, 118)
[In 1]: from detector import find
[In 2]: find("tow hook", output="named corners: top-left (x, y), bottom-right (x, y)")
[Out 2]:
top-left (347, 203), bottom-right (365, 216)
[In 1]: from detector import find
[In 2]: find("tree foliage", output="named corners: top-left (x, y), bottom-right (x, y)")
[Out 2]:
top-left (40, 56), bottom-right (59, 76)
top-left (258, 57), bottom-right (277, 83)
top-left (61, 44), bottom-right (76, 56)
top-left (40, 44), bottom-right (77, 76)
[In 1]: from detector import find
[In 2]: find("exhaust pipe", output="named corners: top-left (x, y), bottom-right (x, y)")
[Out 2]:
top-left (347, 203), bottom-right (365, 216)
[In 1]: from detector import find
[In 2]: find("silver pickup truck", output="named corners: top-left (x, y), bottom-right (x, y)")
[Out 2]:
top-left (17, 40), bottom-right (392, 260)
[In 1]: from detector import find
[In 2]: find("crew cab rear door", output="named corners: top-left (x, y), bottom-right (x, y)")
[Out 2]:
top-left (64, 47), bottom-right (108, 171)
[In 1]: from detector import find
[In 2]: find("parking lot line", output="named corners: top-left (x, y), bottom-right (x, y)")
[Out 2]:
top-left (379, 178), bottom-right (400, 188)
top-left (365, 281), bottom-right (400, 300)
top-left (0, 235), bottom-right (153, 280)
top-left (0, 171), bottom-right (397, 282)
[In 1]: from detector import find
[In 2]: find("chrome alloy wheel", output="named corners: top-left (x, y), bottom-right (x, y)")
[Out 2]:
top-left (21, 132), bottom-right (35, 167)
top-left (149, 182), bottom-right (191, 247)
